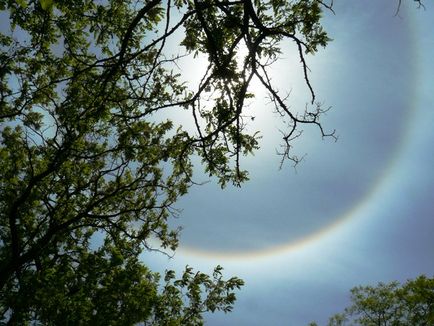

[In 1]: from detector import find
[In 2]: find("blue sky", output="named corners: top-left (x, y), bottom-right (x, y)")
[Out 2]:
top-left (146, 1), bottom-right (434, 325)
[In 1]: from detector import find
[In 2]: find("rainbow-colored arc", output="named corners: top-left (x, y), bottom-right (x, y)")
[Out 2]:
top-left (178, 8), bottom-right (419, 261)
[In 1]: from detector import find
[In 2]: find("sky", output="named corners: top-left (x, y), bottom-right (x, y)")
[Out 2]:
top-left (145, 1), bottom-right (434, 325)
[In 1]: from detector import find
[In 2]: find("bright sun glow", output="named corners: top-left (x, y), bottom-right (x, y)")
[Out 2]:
top-left (235, 42), bottom-right (266, 99)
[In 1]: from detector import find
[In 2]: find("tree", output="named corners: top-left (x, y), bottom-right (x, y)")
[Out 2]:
top-left (0, 0), bottom-right (335, 323)
top-left (312, 275), bottom-right (434, 326)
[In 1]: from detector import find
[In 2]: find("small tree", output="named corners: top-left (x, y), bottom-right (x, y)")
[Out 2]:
top-left (314, 275), bottom-right (434, 326)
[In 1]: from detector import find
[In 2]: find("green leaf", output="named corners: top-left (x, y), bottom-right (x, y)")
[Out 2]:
top-left (16, 0), bottom-right (28, 8)
top-left (39, 0), bottom-right (53, 10)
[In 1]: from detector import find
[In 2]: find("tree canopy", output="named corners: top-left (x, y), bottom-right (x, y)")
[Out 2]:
top-left (0, 0), bottom-right (422, 324)
top-left (0, 0), bottom-right (336, 323)
top-left (311, 275), bottom-right (434, 326)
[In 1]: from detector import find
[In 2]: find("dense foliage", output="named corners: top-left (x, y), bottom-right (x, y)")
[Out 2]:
top-left (0, 0), bottom-right (336, 323)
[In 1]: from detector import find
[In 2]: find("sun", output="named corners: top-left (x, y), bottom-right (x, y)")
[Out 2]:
top-left (234, 42), bottom-right (266, 99)
top-left (231, 41), bottom-right (288, 140)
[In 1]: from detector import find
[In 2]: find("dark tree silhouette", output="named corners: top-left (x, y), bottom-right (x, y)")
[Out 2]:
top-left (0, 0), bottom-right (334, 323)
